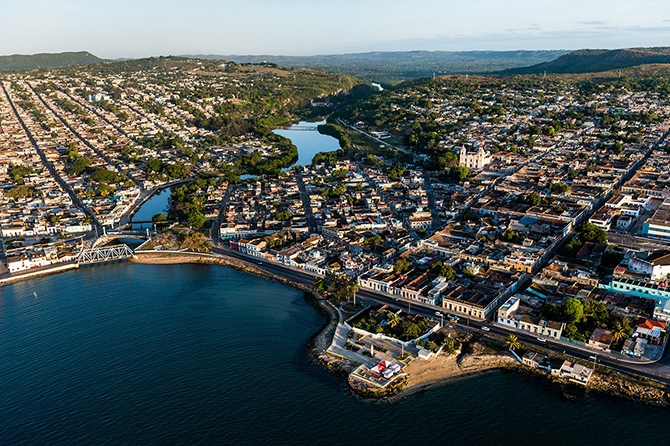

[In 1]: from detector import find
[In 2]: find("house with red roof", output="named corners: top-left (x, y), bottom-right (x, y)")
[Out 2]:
top-left (635, 317), bottom-right (666, 344)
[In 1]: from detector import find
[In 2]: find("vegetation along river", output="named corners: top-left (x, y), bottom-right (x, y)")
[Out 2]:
top-left (0, 263), bottom-right (669, 445)
top-left (273, 120), bottom-right (341, 166)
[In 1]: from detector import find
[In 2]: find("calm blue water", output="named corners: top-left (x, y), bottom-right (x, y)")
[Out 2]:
top-left (273, 120), bottom-right (341, 166)
top-left (131, 188), bottom-right (171, 230)
top-left (0, 263), bottom-right (668, 445)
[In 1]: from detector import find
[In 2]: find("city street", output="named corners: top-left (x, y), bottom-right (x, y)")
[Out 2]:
top-left (214, 245), bottom-right (670, 384)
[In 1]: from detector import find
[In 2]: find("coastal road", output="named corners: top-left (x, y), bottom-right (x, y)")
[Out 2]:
top-left (215, 246), bottom-right (670, 381)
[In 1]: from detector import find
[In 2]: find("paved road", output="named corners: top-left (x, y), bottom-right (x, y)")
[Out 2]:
top-left (210, 182), bottom-right (233, 245)
top-left (296, 174), bottom-right (318, 232)
top-left (59, 88), bottom-right (135, 140)
top-left (27, 82), bottom-right (143, 186)
top-left (336, 118), bottom-right (409, 155)
top-left (609, 232), bottom-right (670, 251)
top-left (359, 167), bottom-right (420, 240)
top-left (1, 82), bottom-right (102, 231)
top-left (213, 245), bottom-right (670, 382)
top-left (422, 170), bottom-right (440, 230)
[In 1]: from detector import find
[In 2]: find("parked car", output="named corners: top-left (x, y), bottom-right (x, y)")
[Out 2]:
top-left (537, 337), bottom-right (547, 342)
top-left (481, 326), bottom-right (490, 332)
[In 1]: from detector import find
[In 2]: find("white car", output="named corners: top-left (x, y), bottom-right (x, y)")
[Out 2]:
top-left (481, 326), bottom-right (490, 332)
top-left (537, 337), bottom-right (547, 342)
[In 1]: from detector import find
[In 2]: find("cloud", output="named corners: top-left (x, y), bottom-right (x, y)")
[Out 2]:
top-left (579, 20), bottom-right (609, 26)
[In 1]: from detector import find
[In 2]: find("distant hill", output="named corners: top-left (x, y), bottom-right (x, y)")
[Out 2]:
top-left (182, 50), bottom-right (567, 84)
top-left (500, 47), bottom-right (670, 75)
top-left (0, 51), bottom-right (104, 71)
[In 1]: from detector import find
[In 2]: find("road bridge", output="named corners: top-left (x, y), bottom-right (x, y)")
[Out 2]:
top-left (274, 125), bottom-right (318, 131)
top-left (78, 244), bottom-right (134, 265)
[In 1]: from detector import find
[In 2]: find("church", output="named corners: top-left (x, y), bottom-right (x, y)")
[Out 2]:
top-left (459, 145), bottom-right (492, 170)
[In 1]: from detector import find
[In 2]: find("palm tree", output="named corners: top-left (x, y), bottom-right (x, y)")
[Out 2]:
top-left (348, 280), bottom-right (360, 305)
top-left (387, 314), bottom-right (400, 328)
top-left (314, 277), bottom-right (326, 294)
top-left (612, 324), bottom-right (628, 342)
top-left (505, 334), bottom-right (521, 351)
top-left (348, 280), bottom-right (360, 299)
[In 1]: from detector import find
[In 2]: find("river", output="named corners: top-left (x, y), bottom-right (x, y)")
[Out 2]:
top-left (0, 263), bottom-right (668, 445)
top-left (273, 120), bottom-right (341, 166)
top-left (130, 188), bottom-right (171, 230)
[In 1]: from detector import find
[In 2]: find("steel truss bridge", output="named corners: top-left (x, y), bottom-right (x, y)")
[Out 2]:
top-left (78, 244), bottom-right (134, 264)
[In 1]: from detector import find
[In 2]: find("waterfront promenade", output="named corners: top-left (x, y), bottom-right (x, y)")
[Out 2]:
top-left (4, 238), bottom-right (670, 389)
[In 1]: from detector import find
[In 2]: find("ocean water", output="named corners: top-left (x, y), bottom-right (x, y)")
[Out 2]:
top-left (0, 263), bottom-right (667, 445)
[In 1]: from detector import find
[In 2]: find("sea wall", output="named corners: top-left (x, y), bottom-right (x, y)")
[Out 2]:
top-left (131, 251), bottom-right (314, 293)
top-left (0, 262), bottom-right (79, 287)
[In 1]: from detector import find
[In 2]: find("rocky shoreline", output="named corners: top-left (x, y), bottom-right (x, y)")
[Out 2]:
top-left (48, 250), bottom-right (670, 406)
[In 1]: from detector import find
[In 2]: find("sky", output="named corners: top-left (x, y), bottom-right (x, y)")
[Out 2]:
top-left (1, 0), bottom-right (669, 58)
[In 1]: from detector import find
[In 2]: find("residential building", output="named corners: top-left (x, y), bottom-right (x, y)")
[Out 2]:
top-left (551, 360), bottom-right (593, 385)
top-left (496, 296), bottom-right (565, 339)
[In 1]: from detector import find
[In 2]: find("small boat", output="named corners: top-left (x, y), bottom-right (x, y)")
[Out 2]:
top-left (33, 292), bottom-right (37, 298)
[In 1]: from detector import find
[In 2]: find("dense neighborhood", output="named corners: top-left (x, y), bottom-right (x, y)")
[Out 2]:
top-left (2, 58), bottom-right (670, 393)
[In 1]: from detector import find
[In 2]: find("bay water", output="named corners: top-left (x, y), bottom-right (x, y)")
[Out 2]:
top-left (0, 263), bottom-right (667, 445)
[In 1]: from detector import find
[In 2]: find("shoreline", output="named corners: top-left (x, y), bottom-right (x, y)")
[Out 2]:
top-left (0, 262), bottom-right (80, 286)
top-left (6, 249), bottom-right (670, 406)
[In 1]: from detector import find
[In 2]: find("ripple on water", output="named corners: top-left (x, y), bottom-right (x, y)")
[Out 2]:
top-left (0, 263), bottom-right (667, 446)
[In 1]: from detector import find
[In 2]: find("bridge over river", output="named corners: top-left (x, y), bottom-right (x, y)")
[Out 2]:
top-left (77, 230), bottom-right (153, 265)
top-left (78, 244), bottom-right (135, 265)
top-left (273, 124), bottom-right (318, 131)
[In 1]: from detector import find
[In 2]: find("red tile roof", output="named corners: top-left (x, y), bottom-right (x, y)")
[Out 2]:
top-left (636, 317), bottom-right (667, 330)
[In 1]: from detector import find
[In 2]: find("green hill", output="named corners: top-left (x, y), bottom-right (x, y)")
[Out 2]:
top-left (0, 51), bottom-right (104, 71)
top-left (501, 47), bottom-right (670, 75)
top-left (182, 50), bottom-right (567, 84)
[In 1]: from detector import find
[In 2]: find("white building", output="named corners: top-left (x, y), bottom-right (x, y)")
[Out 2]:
top-left (628, 252), bottom-right (670, 281)
top-left (6, 251), bottom-right (51, 273)
top-left (496, 296), bottom-right (565, 339)
top-left (459, 146), bottom-right (491, 170)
